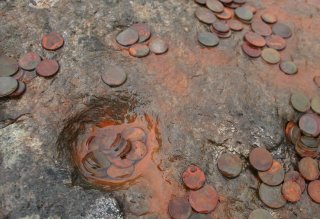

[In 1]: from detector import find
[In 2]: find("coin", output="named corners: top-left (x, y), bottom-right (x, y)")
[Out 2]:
top-left (36, 59), bottom-right (59, 77)
top-left (298, 157), bottom-right (319, 181)
top-left (217, 153), bottom-right (242, 178)
top-left (251, 20), bottom-right (272, 36)
top-left (188, 185), bottom-right (219, 213)
top-left (244, 31), bottom-right (266, 47)
top-left (194, 0), bottom-right (206, 5)
top-left (101, 65), bottom-right (127, 87)
top-left (299, 113), bottom-right (320, 137)
top-left (261, 13), bottom-right (277, 24)
top-left (259, 183), bottom-right (286, 209)
top-left (121, 127), bottom-right (146, 142)
top-left (249, 147), bottom-right (273, 171)
top-left (295, 139), bottom-right (319, 158)
top-left (300, 135), bottom-right (318, 148)
top-left (149, 38), bottom-right (168, 54)
top-left (195, 7), bottom-right (217, 24)
top-left (258, 160), bottom-right (285, 186)
top-left (279, 60), bottom-right (297, 75)
top-left (282, 181), bottom-right (301, 202)
top-left (130, 23), bottom-right (151, 43)
top-left (107, 165), bottom-right (134, 179)
top-left (284, 170), bottom-right (306, 192)
top-left (9, 81), bottom-right (26, 98)
top-left (233, 0), bottom-right (246, 3)
top-left (227, 20), bottom-right (243, 31)
top-left (215, 30), bottom-right (232, 38)
top-left (182, 165), bottom-right (206, 190)
top-left (0, 56), bottom-right (19, 77)
top-left (168, 197), bottom-right (192, 219)
top-left (116, 28), bottom-right (139, 46)
top-left (272, 23), bottom-right (292, 38)
top-left (206, 0), bottom-right (224, 13)
top-left (219, 0), bottom-right (233, 3)
top-left (129, 44), bottom-right (150, 58)
top-left (0, 77), bottom-right (18, 98)
top-left (12, 69), bottom-right (26, 81)
top-left (266, 35), bottom-right (286, 51)
top-left (92, 150), bottom-right (111, 168)
top-left (285, 122), bottom-right (301, 145)
top-left (41, 32), bottom-right (64, 51)
top-left (198, 32), bottom-right (219, 47)
top-left (241, 42), bottom-right (261, 58)
top-left (216, 7), bottom-right (233, 20)
top-left (18, 52), bottom-right (41, 71)
top-left (212, 21), bottom-right (230, 33)
top-left (261, 48), bottom-right (280, 64)
top-left (243, 5), bottom-right (256, 14)
top-left (308, 180), bottom-right (320, 203)
top-left (311, 95), bottom-right (320, 114)
top-left (126, 141), bottom-right (147, 161)
top-left (248, 209), bottom-right (273, 219)
top-left (313, 76), bottom-right (320, 88)
top-left (235, 6), bottom-right (253, 22)
top-left (291, 92), bottom-right (310, 112)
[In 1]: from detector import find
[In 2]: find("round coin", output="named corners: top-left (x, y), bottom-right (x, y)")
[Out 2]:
top-left (217, 153), bottom-right (242, 178)
top-left (227, 19), bottom-right (243, 31)
top-left (313, 76), bottom-right (320, 88)
top-left (9, 81), bottom-right (26, 98)
top-left (243, 5), bottom-right (257, 14)
top-left (241, 42), bottom-right (261, 58)
top-left (18, 52), bottom-right (41, 71)
top-left (189, 213), bottom-right (211, 219)
top-left (280, 61), bottom-right (297, 75)
top-left (216, 8), bottom-right (233, 20)
top-left (12, 69), bottom-right (26, 81)
top-left (249, 147), bottom-right (273, 171)
top-left (212, 21), bottom-right (230, 33)
top-left (258, 160), bottom-right (285, 186)
top-left (282, 181), bottom-right (301, 202)
top-left (298, 157), bottom-right (319, 181)
top-left (130, 23), bottom-right (151, 43)
top-left (195, 7), bottom-right (217, 24)
top-left (272, 23), bottom-right (292, 38)
top-left (0, 77), bottom-right (18, 98)
top-left (299, 113), bottom-right (320, 137)
top-left (198, 32), bottom-right (219, 47)
top-left (126, 141), bottom-right (147, 161)
top-left (168, 197), bottom-right (192, 219)
top-left (41, 32), bottom-right (64, 51)
top-left (149, 38), bottom-right (168, 54)
top-left (311, 95), bottom-right (320, 114)
top-left (291, 92), bottom-right (310, 112)
top-left (188, 185), bottom-right (219, 213)
top-left (36, 59), bottom-right (59, 77)
top-left (259, 183), bottom-right (287, 209)
top-left (182, 164), bottom-right (206, 190)
top-left (300, 135), bottom-right (318, 148)
top-left (284, 170), bottom-right (306, 192)
top-left (244, 31), bottom-right (266, 47)
top-left (266, 35), bottom-right (286, 51)
top-left (251, 20), bottom-right (272, 36)
top-left (194, 0), bottom-right (206, 5)
top-left (129, 44), bottom-right (150, 58)
top-left (107, 165), bottom-right (134, 179)
top-left (116, 28), bottom-right (139, 46)
top-left (101, 65), bottom-right (127, 87)
top-left (308, 180), bottom-right (320, 203)
top-left (261, 13), bottom-right (277, 24)
top-left (261, 48), bottom-right (280, 64)
top-left (235, 6), bottom-right (253, 22)
top-left (219, 0), bottom-right (233, 3)
top-left (0, 56), bottom-right (19, 77)
top-left (248, 209), bottom-right (273, 219)
top-left (206, 0), bottom-right (224, 13)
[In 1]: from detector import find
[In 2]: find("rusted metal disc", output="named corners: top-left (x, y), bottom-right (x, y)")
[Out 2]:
top-left (206, 0), bottom-right (224, 13)
top-left (116, 28), bottom-right (139, 46)
top-left (235, 6), bottom-right (253, 22)
top-left (129, 44), bottom-right (150, 58)
top-left (101, 65), bottom-right (127, 87)
top-left (149, 38), bottom-right (168, 54)
top-left (168, 197), bottom-right (192, 219)
top-left (251, 20), bottom-right (272, 36)
top-left (189, 213), bottom-right (211, 219)
top-left (217, 153), bottom-right (242, 178)
top-left (195, 7), bottom-right (217, 24)
top-left (241, 42), bottom-right (261, 58)
top-left (298, 157), bottom-right (319, 181)
top-left (261, 13), bottom-right (277, 24)
top-left (130, 23), bottom-right (151, 43)
top-left (227, 20), bottom-right (243, 31)
top-left (249, 147), bottom-right (273, 171)
top-left (272, 23), bottom-right (292, 39)
top-left (0, 56), bottom-right (19, 77)
top-left (194, 0), bottom-right (206, 5)
top-left (244, 32), bottom-right (266, 47)
top-left (41, 32), bottom-right (64, 51)
top-left (311, 95), bottom-right (320, 114)
top-left (216, 8), bottom-right (233, 20)
top-left (9, 81), bottom-right (26, 98)
top-left (266, 35), bottom-right (286, 51)
top-left (282, 181), bottom-right (301, 202)
top-left (182, 165), bottom-right (206, 190)
top-left (248, 209), bottom-right (273, 219)
top-left (36, 59), bottom-right (59, 77)
top-left (313, 76), bottom-right (320, 88)
top-left (261, 48), bottom-right (280, 64)
top-left (0, 76), bottom-right (18, 98)
top-left (18, 52), bottom-right (41, 71)
top-left (107, 164), bottom-right (134, 179)
top-left (291, 92), bottom-right (310, 112)
top-left (121, 127), bottom-right (146, 143)
top-left (126, 141), bottom-right (147, 161)
top-left (308, 180), bottom-right (320, 203)
top-left (258, 160), bottom-right (285, 186)
top-left (280, 61), bottom-right (298, 75)
top-left (212, 21), bottom-right (230, 33)
top-left (188, 185), bottom-right (219, 213)
top-left (104, 136), bottom-right (132, 158)
top-left (198, 32), bottom-right (219, 47)
top-left (284, 170), bottom-right (306, 193)
top-left (299, 113), bottom-right (320, 137)
top-left (259, 183), bottom-right (287, 209)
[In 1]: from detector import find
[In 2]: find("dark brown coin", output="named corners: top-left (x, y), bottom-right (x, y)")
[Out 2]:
top-left (249, 147), bottom-right (273, 171)
top-left (195, 7), bottom-right (217, 24)
top-left (217, 153), bottom-right (242, 178)
top-left (18, 52), bottom-right (41, 71)
top-left (313, 76), bottom-right (320, 88)
top-left (261, 48), bottom-right (280, 64)
top-left (126, 141), bottom-right (147, 161)
top-left (41, 32), bottom-right (64, 51)
top-left (0, 56), bottom-right (19, 77)
top-left (258, 160), bottom-right (285, 186)
top-left (243, 5), bottom-right (256, 14)
top-left (189, 213), bottom-right (211, 219)
top-left (259, 183), bottom-right (287, 209)
top-left (116, 28), bottom-right (139, 46)
top-left (121, 127), bottom-right (146, 142)
top-left (182, 165), bottom-right (206, 190)
top-left (235, 6), bottom-right (253, 22)
top-left (101, 65), bottom-right (127, 87)
top-left (129, 44), bottom-right (150, 58)
top-left (0, 77), bottom-right (18, 98)
top-left (107, 165), bottom-right (134, 179)
top-left (188, 185), bottom-right (219, 213)
top-left (198, 32), bottom-right (219, 47)
top-left (9, 81), bottom-right (26, 98)
top-left (266, 35), bottom-right (286, 51)
top-left (311, 95), bottom-right (320, 114)
top-left (282, 181), bottom-right (301, 202)
top-left (251, 20), bottom-right (272, 36)
top-left (206, 0), bottom-right (224, 13)
top-left (168, 197), bottom-right (192, 219)
top-left (130, 23), bottom-right (151, 43)
top-left (291, 92), bottom-right (310, 112)
top-left (272, 23), bottom-right (292, 38)
top-left (248, 209), bottom-right (273, 219)
top-left (212, 21), bottom-right (230, 33)
top-left (261, 13), bottom-right (277, 24)
top-left (280, 61), bottom-right (298, 75)
top-left (149, 38), bottom-right (168, 54)
top-left (36, 59), bottom-right (59, 77)
top-left (194, 0), bottom-right (206, 5)
top-left (241, 42), bottom-right (261, 58)
top-left (299, 113), bottom-right (320, 137)
top-left (216, 8), bottom-right (233, 20)
top-left (244, 31), bottom-right (266, 47)
top-left (308, 180), bottom-right (320, 203)
top-left (227, 20), bottom-right (243, 31)
top-left (298, 157), bottom-right (319, 181)
top-left (284, 170), bottom-right (306, 192)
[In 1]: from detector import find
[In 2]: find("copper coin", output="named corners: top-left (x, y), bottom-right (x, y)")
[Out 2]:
top-left (243, 5), bottom-right (257, 14)
top-left (0, 77), bottom-right (18, 98)
top-left (217, 153), bottom-right (242, 178)
top-left (101, 65), bottom-right (127, 87)
top-left (130, 23), bottom-right (151, 43)
top-left (194, 0), bottom-right (206, 5)
top-left (261, 13), bottom-right (277, 24)
top-left (227, 20), bottom-right (243, 31)
top-left (298, 157), bottom-right (319, 181)
top-left (251, 20), bottom-right (272, 36)
top-left (0, 56), bottom-right (19, 77)
top-left (308, 180), bottom-right (320, 203)
top-left (311, 95), bottom-right (320, 114)
top-left (248, 209), bottom-right (273, 219)
top-left (9, 81), bottom-right (26, 98)
top-left (313, 76), bottom-right (320, 88)
top-left (266, 35), bottom-right (286, 51)
top-left (300, 135), bottom-right (318, 148)
top-left (299, 113), bottom-right (320, 137)
top-left (244, 32), bottom-right (266, 47)
top-left (272, 23), bottom-right (292, 38)
top-left (215, 30), bottom-right (232, 38)
top-left (198, 32), bottom-right (219, 47)
top-left (189, 213), bottom-right (211, 219)
top-left (206, 0), bottom-right (224, 13)
top-left (291, 92), bottom-right (310, 112)
top-left (149, 38), bottom-right (168, 54)
top-left (289, 125), bottom-right (301, 145)
top-left (235, 6), bottom-right (253, 22)
top-left (12, 69), bottom-right (25, 81)
top-left (41, 32), bottom-right (64, 51)
top-left (129, 44), bottom-right (150, 58)
top-left (282, 181), bottom-right (301, 202)
top-left (182, 165), bottom-right (206, 190)
top-left (168, 197), bottom-right (192, 219)
top-left (195, 7), bottom-right (217, 24)
top-left (116, 28), bottom-right (139, 46)
top-left (36, 59), bottom-right (59, 77)
top-left (121, 127), bottom-right (146, 142)
top-left (18, 52), bottom-right (41, 71)
top-left (241, 42), bottom-right (261, 58)
top-left (216, 8), bottom-right (233, 20)
top-left (126, 141), bottom-right (147, 161)
top-left (188, 185), bottom-right (219, 213)
top-left (280, 61), bottom-right (298, 75)
top-left (258, 160), bottom-right (285, 186)
top-left (295, 140), bottom-right (319, 158)
top-left (225, 2), bottom-right (242, 9)
top-left (284, 170), bottom-right (306, 193)
top-left (219, 0), bottom-right (233, 3)
top-left (259, 183), bottom-right (286, 209)
top-left (249, 147), bottom-right (273, 171)
top-left (107, 165), bottom-right (134, 179)
top-left (212, 21), bottom-right (230, 33)
top-left (261, 48), bottom-right (280, 64)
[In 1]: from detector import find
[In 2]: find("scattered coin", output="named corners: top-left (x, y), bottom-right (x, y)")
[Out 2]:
top-left (258, 160), bottom-right (285, 186)
top-left (299, 113), bottom-right (320, 137)
top-left (308, 180), bottom-right (320, 204)
top-left (149, 38), bottom-right (168, 54)
top-left (116, 28), bottom-right (139, 46)
top-left (266, 35), bottom-right (286, 51)
top-left (107, 164), bottom-right (134, 179)
top-left (244, 32), bottom-right (266, 47)
top-left (130, 23), bottom-right (151, 43)
top-left (182, 164), bottom-right (206, 190)
top-left (212, 21), bottom-right (230, 33)
top-left (101, 65), bottom-right (127, 87)
top-left (279, 61), bottom-right (298, 75)
top-left (217, 153), bottom-right (242, 178)
top-left (9, 81), bottom-right (26, 98)
top-left (284, 170), bottom-right (306, 193)
top-left (36, 59), bottom-right (60, 77)
top-left (0, 56), bottom-right (19, 77)
top-left (272, 23), bottom-right (292, 38)
top-left (300, 135), bottom-right (318, 148)
top-left (248, 209), bottom-right (273, 219)
top-left (241, 42), bottom-right (261, 58)
top-left (216, 8), bottom-right (234, 20)
top-left (249, 147), bottom-right (273, 171)
top-left (198, 32), bottom-right (219, 47)
top-left (259, 183), bottom-right (287, 209)
top-left (206, 0), bottom-right (224, 13)
top-left (168, 197), bottom-right (192, 219)
top-left (251, 20), bottom-right (272, 36)
top-left (285, 122), bottom-right (301, 145)
top-left (0, 77), bottom-right (18, 98)
top-left (311, 95), bottom-right (320, 114)
top-left (188, 185), bottom-right (219, 213)
top-left (219, 0), bottom-right (233, 3)
top-left (313, 76), bottom-right (320, 88)
top-left (261, 13), bottom-right (277, 24)
top-left (195, 7), bottom-right (217, 24)
top-left (12, 69), bottom-right (26, 81)
top-left (298, 157), bottom-right (320, 181)
top-left (227, 20), bottom-right (243, 31)
top-left (261, 48), bottom-right (281, 64)
top-left (41, 32), bottom-right (64, 51)
top-left (121, 127), bottom-right (146, 142)
top-left (194, 0), bottom-right (206, 5)
top-left (291, 92), bottom-right (310, 112)
top-left (189, 213), bottom-right (211, 219)
top-left (215, 30), bottom-right (232, 38)
top-left (243, 5), bottom-right (257, 14)
top-left (18, 52), bottom-right (41, 71)
top-left (235, 6), bottom-right (253, 22)
top-left (233, 0), bottom-right (246, 4)
top-left (282, 181), bottom-right (301, 202)
top-left (126, 141), bottom-right (147, 161)
top-left (129, 44), bottom-right (150, 58)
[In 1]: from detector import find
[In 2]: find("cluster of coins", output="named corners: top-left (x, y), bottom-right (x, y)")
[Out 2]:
top-left (0, 32), bottom-right (64, 98)
top-left (168, 165), bottom-right (218, 219)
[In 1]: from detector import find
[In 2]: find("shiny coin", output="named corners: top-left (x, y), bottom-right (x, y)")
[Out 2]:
top-left (279, 61), bottom-right (298, 75)
top-left (212, 21), bottom-right (230, 33)
top-left (101, 65), bottom-right (127, 87)
top-left (299, 113), bottom-right (320, 137)
top-left (129, 44), bottom-right (150, 58)
top-left (41, 32), bottom-right (64, 51)
top-left (291, 92), bottom-right (310, 112)
top-left (0, 77), bottom-right (18, 98)
top-left (189, 213), bottom-right (211, 219)
top-left (9, 81), bottom-right (26, 98)
top-left (284, 170), bottom-right (306, 193)
top-left (0, 56), bottom-right (19, 77)
top-left (313, 76), bottom-right (320, 88)
top-left (251, 20), bottom-right (272, 36)
top-left (259, 183), bottom-right (286, 209)
top-left (217, 153), bottom-right (242, 178)
top-left (272, 23), bottom-right (292, 38)
top-left (116, 28), bottom-right (139, 46)
top-left (249, 147), bottom-right (273, 171)
top-left (206, 0), bottom-right (224, 13)
top-left (298, 157), bottom-right (319, 181)
top-left (266, 35), bottom-right (286, 51)
top-left (261, 48), bottom-right (280, 64)
top-left (18, 52), bottom-right (41, 71)
top-left (107, 165), bottom-right (134, 179)
top-left (188, 185), bottom-right (219, 213)
top-left (121, 127), bottom-right (146, 142)
top-left (130, 23), bottom-right (151, 43)
top-left (182, 165), bottom-right (206, 190)
top-left (36, 59), bottom-right (59, 77)
top-left (258, 160), bottom-right (285, 186)
top-left (149, 38), bottom-right (168, 54)
top-left (244, 31), bottom-right (266, 47)
top-left (311, 95), bottom-right (320, 114)
top-left (168, 197), bottom-right (192, 219)
top-left (308, 180), bottom-right (320, 203)
top-left (198, 32), bottom-right (219, 47)
top-left (216, 8), bottom-right (233, 20)
top-left (282, 181), bottom-right (301, 202)
top-left (126, 141), bottom-right (147, 161)
top-left (261, 13), bottom-right (277, 24)
top-left (227, 20), bottom-right (243, 31)
top-left (241, 42), bottom-right (261, 58)
top-left (235, 6), bottom-right (253, 22)
top-left (248, 209), bottom-right (273, 219)
top-left (194, 0), bottom-right (206, 5)
top-left (195, 7), bottom-right (217, 24)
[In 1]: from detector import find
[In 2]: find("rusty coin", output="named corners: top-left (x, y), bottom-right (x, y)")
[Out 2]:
top-left (291, 92), bottom-right (310, 112)
top-left (299, 113), bottom-right (320, 137)
top-left (126, 141), bottom-right (147, 161)
top-left (249, 147), bottom-right (273, 171)
top-left (18, 52), bottom-right (41, 71)
top-left (0, 77), bottom-right (18, 98)
top-left (284, 170), bottom-right (306, 192)
top-left (9, 81), bottom-right (26, 98)
top-left (217, 153), bottom-right (242, 178)
top-left (168, 197), bottom-right (192, 219)
top-left (116, 28), bottom-right (139, 46)
top-left (244, 32), bottom-right (266, 47)
top-left (195, 7), bottom-right (217, 24)
top-left (272, 23), bottom-right (292, 39)
top-left (41, 32), bottom-right (64, 51)
top-left (215, 30), bottom-right (232, 39)
top-left (261, 13), bottom-right (277, 24)
top-left (149, 38), bottom-right (168, 54)
top-left (298, 157), bottom-right (319, 181)
top-left (212, 21), bottom-right (230, 33)
top-left (0, 56), bottom-right (19, 77)
top-left (194, 0), bottom-right (206, 5)
top-left (182, 164), bottom-right (206, 190)
top-left (248, 209), bottom-right (273, 219)
top-left (290, 126), bottom-right (301, 145)
top-left (107, 165), bottom-right (134, 179)
top-left (121, 127), bottom-right (146, 142)
top-left (242, 42), bottom-right (261, 58)
top-left (261, 48), bottom-right (280, 64)
top-left (258, 160), bottom-right (285, 186)
top-left (198, 32), bottom-right (219, 47)
top-left (129, 44), bottom-right (150, 58)
top-left (308, 180), bottom-right (320, 203)
top-left (227, 20), bottom-right (243, 31)
top-left (259, 183), bottom-right (286, 209)
top-left (216, 8), bottom-right (233, 20)
top-left (266, 35), bottom-right (286, 51)
top-left (36, 59), bottom-right (59, 77)
top-left (313, 76), bottom-right (320, 88)
top-left (251, 20), bottom-right (272, 36)
top-left (189, 213), bottom-right (211, 219)
top-left (311, 95), bottom-right (320, 114)
top-left (279, 61), bottom-right (297, 75)
top-left (235, 6), bottom-right (253, 22)
top-left (282, 181), bottom-right (301, 202)
top-left (130, 23), bottom-right (151, 43)
top-left (189, 185), bottom-right (219, 213)
top-left (206, 0), bottom-right (224, 13)
top-left (101, 65), bottom-right (127, 87)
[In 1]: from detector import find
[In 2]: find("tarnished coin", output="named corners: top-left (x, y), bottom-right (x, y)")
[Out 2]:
top-left (235, 6), bottom-right (253, 22)
top-left (101, 65), bottom-right (127, 87)
top-left (212, 21), bottom-right (230, 33)
top-left (41, 32), bottom-right (64, 51)
top-left (285, 122), bottom-right (301, 145)
top-left (272, 23), bottom-right (292, 38)
top-left (189, 213), bottom-right (211, 219)
top-left (284, 170), bottom-right (306, 192)
top-left (188, 185), bottom-right (219, 213)
top-left (149, 38), bottom-right (168, 54)
top-left (215, 30), bottom-right (232, 38)
top-left (280, 61), bottom-right (298, 75)
top-left (258, 160), bottom-right (285, 186)
top-left (168, 197), bottom-right (192, 219)
top-left (121, 127), bottom-right (146, 142)
top-left (261, 48), bottom-right (280, 64)
top-left (130, 23), bottom-right (151, 43)
top-left (251, 20), bottom-right (272, 36)
top-left (217, 153), bottom-right (242, 178)
top-left (206, 0), bottom-right (224, 13)
top-left (308, 180), bottom-right (320, 203)
top-left (266, 35), bottom-right (286, 51)
top-left (12, 69), bottom-right (26, 81)
top-left (248, 209), bottom-right (273, 219)
top-left (195, 7), bottom-right (217, 24)
top-left (0, 56), bottom-right (19, 77)
top-left (107, 165), bottom-right (134, 179)
top-left (242, 42), bottom-right (261, 58)
top-left (18, 52), bottom-right (41, 71)
top-left (291, 92), bottom-right (310, 112)
top-left (244, 32), bottom-right (266, 47)
top-left (194, 0), bottom-right (206, 5)
top-left (36, 59), bottom-right (59, 77)
top-left (311, 95), bottom-right (320, 114)
top-left (261, 13), bottom-right (277, 24)
top-left (227, 20), bottom-right (243, 31)
top-left (0, 77), bottom-right (18, 98)
top-left (126, 141), bottom-right (147, 161)
top-left (219, 0), bottom-right (233, 3)
top-left (198, 32), bottom-right (219, 47)
top-left (216, 8), bottom-right (234, 20)
top-left (259, 183), bottom-right (287, 209)
top-left (300, 136), bottom-right (318, 148)
top-left (182, 165), bottom-right (206, 190)
top-left (116, 28), bottom-right (139, 46)
top-left (243, 5), bottom-right (257, 14)
top-left (299, 113), bottom-right (320, 137)
top-left (9, 81), bottom-right (26, 98)
top-left (313, 76), bottom-right (320, 88)
top-left (249, 147), bottom-right (273, 171)
top-left (282, 181), bottom-right (301, 202)
top-left (129, 44), bottom-right (150, 58)
top-left (298, 157), bottom-right (319, 181)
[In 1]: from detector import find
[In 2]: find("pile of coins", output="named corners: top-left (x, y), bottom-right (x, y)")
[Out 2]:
top-left (168, 165), bottom-right (218, 219)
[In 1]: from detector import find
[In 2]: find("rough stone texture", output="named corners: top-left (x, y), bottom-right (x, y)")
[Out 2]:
top-left (0, 0), bottom-right (320, 218)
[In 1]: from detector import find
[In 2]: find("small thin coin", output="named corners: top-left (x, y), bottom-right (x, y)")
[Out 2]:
top-left (9, 81), bottom-right (26, 98)
top-left (206, 0), bottom-right (224, 13)
top-left (251, 20), bottom-right (272, 36)
top-left (266, 35), bottom-right (286, 51)
top-left (212, 21), bottom-right (230, 33)
top-left (249, 147), bottom-right (273, 171)
top-left (101, 65), bottom-right (127, 87)
top-left (149, 38), bottom-right (168, 54)
top-left (189, 213), bottom-right (211, 219)
top-left (126, 141), bottom-right (147, 161)
top-left (241, 42), bottom-right (261, 58)
top-left (272, 23), bottom-right (292, 38)
top-left (130, 23), bottom-right (151, 43)
top-left (107, 165), bottom-right (134, 179)
top-left (291, 92), bottom-right (310, 112)
top-left (259, 183), bottom-right (287, 209)
top-left (18, 52), bottom-right (41, 71)
top-left (0, 56), bottom-right (19, 77)
top-left (227, 20), bottom-right (243, 31)
top-left (168, 197), bottom-right (192, 219)
top-left (217, 153), bottom-right (242, 178)
top-left (116, 28), bottom-right (139, 46)
top-left (215, 30), bottom-right (232, 39)
top-left (216, 8), bottom-right (233, 20)
top-left (36, 59), bottom-right (59, 77)
top-left (282, 181), bottom-right (301, 202)
top-left (182, 165), bottom-right (206, 190)
top-left (121, 127), bottom-right (146, 142)
top-left (195, 7), bottom-right (217, 24)
top-left (299, 113), bottom-right (320, 137)
top-left (258, 160), bottom-right (285, 186)
top-left (308, 180), bottom-right (320, 204)
top-left (41, 32), bottom-right (64, 51)
top-left (298, 157), bottom-right (319, 181)
top-left (284, 170), bottom-right (306, 192)
top-left (129, 44), bottom-right (150, 58)
top-left (311, 95), bottom-right (320, 114)
top-left (198, 32), bottom-right (219, 47)
top-left (313, 76), bottom-right (320, 88)
top-left (248, 209), bottom-right (273, 219)
top-left (188, 185), bottom-right (219, 213)
top-left (261, 13), bottom-right (277, 24)
top-left (244, 32), bottom-right (266, 47)
top-left (280, 61), bottom-right (298, 75)
top-left (0, 77), bottom-right (18, 97)
top-left (235, 6), bottom-right (253, 21)
top-left (261, 48), bottom-right (280, 64)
